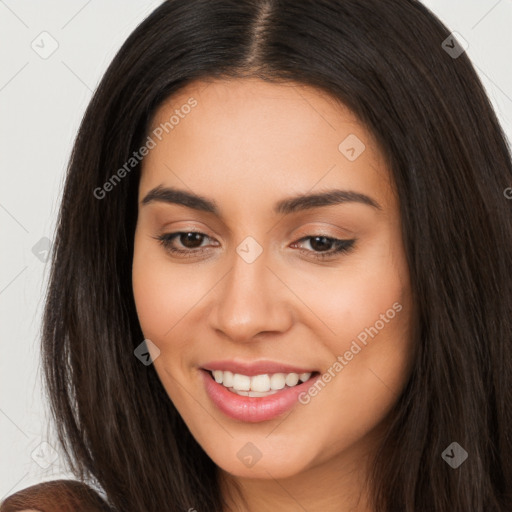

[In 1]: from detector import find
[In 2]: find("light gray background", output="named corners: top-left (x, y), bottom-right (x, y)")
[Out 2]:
top-left (1, 0), bottom-right (511, 500)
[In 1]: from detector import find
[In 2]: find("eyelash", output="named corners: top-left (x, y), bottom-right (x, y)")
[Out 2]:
top-left (154, 231), bottom-right (356, 261)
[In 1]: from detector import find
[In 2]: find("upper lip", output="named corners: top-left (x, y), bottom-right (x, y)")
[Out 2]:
top-left (201, 360), bottom-right (317, 376)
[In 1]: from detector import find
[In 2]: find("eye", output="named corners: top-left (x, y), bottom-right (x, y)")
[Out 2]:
top-left (155, 231), bottom-right (216, 257)
top-left (154, 231), bottom-right (355, 260)
top-left (291, 235), bottom-right (355, 260)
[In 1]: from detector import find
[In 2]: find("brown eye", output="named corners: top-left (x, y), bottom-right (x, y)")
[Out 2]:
top-left (175, 232), bottom-right (206, 249)
top-left (292, 235), bottom-right (356, 260)
top-left (307, 236), bottom-right (336, 252)
top-left (156, 231), bottom-right (214, 256)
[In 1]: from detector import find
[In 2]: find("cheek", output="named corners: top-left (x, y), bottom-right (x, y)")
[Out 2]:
top-left (298, 231), bottom-right (413, 411)
top-left (297, 281), bottom-right (412, 465)
top-left (132, 242), bottom-right (172, 341)
top-left (297, 234), bottom-right (409, 349)
top-left (132, 233), bottom-right (204, 343)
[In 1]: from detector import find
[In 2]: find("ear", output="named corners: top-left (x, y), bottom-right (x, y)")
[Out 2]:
top-left (0, 480), bottom-right (111, 512)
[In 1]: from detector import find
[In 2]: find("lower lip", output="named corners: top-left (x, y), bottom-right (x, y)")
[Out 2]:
top-left (200, 369), bottom-right (320, 423)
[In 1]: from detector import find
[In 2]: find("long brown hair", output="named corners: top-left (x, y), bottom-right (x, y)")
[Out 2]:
top-left (36, 0), bottom-right (512, 510)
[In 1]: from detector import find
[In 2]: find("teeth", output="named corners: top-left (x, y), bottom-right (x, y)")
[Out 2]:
top-left (222, 371), bottom-right (234, 387)
top-left (209, 370), bottom-right (313, 392)
top-left (247, 390), bottom-right (279, 397)
top-left (232, 373), bottom-right (251, 391)
top-left (251, 374), bottom-right (270, 392)
top-left (285, 373), bottom-right (299, 386)
top-left (270, 373), bottom-right (286, 390)
top-left (230, 389), bottom-right (280, 397)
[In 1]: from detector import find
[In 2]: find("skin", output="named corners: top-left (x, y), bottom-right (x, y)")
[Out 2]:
top-left (132, 77), bottom-right (414, 512)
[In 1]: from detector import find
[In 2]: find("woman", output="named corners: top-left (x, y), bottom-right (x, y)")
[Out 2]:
top-left (2, 0), bottom-right (511, 510)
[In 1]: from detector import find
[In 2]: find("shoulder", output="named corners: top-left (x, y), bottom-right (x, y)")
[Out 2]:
top-left (0, 479), bottom-right (112, 512)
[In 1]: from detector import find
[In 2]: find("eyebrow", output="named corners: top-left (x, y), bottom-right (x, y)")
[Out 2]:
top-left (141, 185), bottom-right (382, 215)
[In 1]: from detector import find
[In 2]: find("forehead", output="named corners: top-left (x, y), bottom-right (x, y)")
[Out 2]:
top-left (152, 77), bottom-right (357, 124)
top-left (150, 77), bottom-right (365, 146)
top-left (141, 78), bottom-right (395, 215)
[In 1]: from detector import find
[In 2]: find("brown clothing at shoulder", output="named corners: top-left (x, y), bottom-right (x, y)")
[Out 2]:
top-left (0, 479), bottom-right (112, 512)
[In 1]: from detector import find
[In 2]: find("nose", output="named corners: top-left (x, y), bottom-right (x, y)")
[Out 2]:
top-left (208, 246), bottom-right (294, 343)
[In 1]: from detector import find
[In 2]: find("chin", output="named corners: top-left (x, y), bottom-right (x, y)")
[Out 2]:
top-left (201, 431), bottom-right (321, 480)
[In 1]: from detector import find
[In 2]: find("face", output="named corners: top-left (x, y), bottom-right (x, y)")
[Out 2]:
top-left (132, 77), bottom-right (413, 483)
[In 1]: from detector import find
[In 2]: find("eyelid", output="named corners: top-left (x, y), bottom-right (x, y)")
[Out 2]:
top-left (290, 222), bottom-right (357, 240)
top-left (154, 229), bottom-right (356, 261)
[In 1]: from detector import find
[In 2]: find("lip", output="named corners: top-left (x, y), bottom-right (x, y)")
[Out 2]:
top-left (201, 359), bottom-right (317, 376)
top-left (200, 368), bottom-right (321, 423)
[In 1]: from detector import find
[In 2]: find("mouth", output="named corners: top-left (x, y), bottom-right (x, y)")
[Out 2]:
top-left (203, 368), bottom-right (320, 397)
top-left (199, 365), bottom-right (321, 423)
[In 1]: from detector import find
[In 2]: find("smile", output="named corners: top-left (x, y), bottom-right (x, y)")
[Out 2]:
top-left (209, 369), bottom-right (313, 396)
top-left (200, 363), bottom-right (321, 423)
